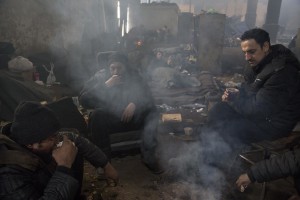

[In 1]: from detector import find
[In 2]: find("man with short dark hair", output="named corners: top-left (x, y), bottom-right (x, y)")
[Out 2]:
top-left (0, 101), bottom-right (118, 200)
top-left (79, 52), bottom-right (159, 172)
top-left (208, 28), bottom-right (300, 146)
top-left (227, 28), bottom-right (300, 198)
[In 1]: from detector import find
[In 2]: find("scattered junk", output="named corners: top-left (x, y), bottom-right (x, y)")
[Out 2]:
top-left (224, 16), bottom-right (249, 47)
top-left (157, 104), bottom-right (176, 112)
top-left (42, 62), bottom-right (57, 86)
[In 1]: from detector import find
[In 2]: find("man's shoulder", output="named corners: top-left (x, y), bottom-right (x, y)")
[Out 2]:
top-left (87, 69), bottom-right (108, 82)
top-left (0, 163), bottom-right (28, 173)
top-left (271, 44), bottom-right (300, 68)
top-left (0, 164), bottom-right (32, 200)
top-left (95, 69), bottom-right (107, 76)
top-left (260, 56), bottom-right (286, 78)
top-left (0, 135), bottom-right (44, 171)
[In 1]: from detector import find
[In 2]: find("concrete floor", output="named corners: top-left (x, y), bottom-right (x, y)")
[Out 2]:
top-left (82, 152), bottom-right (298, 200)
top-left (80, 73), bottom-right (300, 200)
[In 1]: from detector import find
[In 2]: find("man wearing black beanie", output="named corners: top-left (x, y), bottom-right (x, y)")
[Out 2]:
top-left (0, 101), bottom-right (118, 200)
top-left (79, 52), bottom-right (159, 172)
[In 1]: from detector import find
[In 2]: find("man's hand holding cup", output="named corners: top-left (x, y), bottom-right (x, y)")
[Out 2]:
top-left (222, 88), bottom-right (240, 102)
top-left (52, 135), bottom-right (78, 168)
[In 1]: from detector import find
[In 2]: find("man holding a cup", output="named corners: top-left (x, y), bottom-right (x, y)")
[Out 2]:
top-left (0, 101), bottom-right (119, 199)
top-left (207, 28), bottom-right (300, 147)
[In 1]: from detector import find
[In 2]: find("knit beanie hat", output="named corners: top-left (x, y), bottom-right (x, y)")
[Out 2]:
top-left (108, 52), bottom-right (129, 67)
top-left (8, 56), bottom-right (34, 72)
top-left (9, 101), bottom-right (61, 145)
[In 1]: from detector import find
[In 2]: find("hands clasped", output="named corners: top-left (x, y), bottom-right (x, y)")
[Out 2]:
top-left (52, 135), bottom-right (78, 168)
top-left (105, 75), bottom-right (123, 87)
top-left (222, 88), bottom-right (240, 102)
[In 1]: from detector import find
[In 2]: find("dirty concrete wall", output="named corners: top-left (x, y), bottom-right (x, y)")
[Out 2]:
top-left (0, 0), bottom-right (118, 90)
top-left (0, 0), bottom-right (61, 56)
top-left (295, 28), bottom-right (300, 60)
top-left (297, 28), bottom-right (300, 48)
top-left (0, 0), bottom-right (111, 56)
top-left (127, 0), bottom-right (141, 32)
top-left (134, 3), bottom-right (179, 35)
top-left (196, 13), bottom-right (226, 74)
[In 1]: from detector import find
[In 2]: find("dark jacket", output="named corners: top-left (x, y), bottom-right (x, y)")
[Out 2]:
top-left (79, 69), bottom-right (155, 121)
top-left (232, 44), bottom-right (300, 139)
top-left (0, 70), bottom-right (54, 121)
top-left (0, 131), bottom-right (108, 200)
top-left (247, 148), bottom-right (300, 194)
top-left (61, 130), bottom-right (108, 168)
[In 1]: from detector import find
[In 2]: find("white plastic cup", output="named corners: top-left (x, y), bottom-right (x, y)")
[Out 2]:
top-left (226, 88), bottom-right (239, 100)
top-left (184, 127), bottom-right (193, 136)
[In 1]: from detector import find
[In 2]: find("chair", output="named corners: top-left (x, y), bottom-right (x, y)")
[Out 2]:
top-left (46, 97), bottom-right (88, 137)
top-left (84, 108), bottom-right (144, 154)
top-left (110, 130), bottom-right (142, 152)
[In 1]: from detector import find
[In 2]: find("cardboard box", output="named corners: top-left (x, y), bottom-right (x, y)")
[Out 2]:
top-left (162, 113), bottom-right (182, 123)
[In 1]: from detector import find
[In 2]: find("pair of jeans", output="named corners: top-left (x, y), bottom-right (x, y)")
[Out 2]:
top-left (207, 102), bottom-right (269, 145)
top-left (88, 108), bottom-right (158, 165)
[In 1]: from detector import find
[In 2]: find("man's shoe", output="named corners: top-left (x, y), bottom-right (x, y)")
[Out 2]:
top-left (143, 162), bottom-right (165, 174)
top-left (96, 168), bottom-right (106, 180)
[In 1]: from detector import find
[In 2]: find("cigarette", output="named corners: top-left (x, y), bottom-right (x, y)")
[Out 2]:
top-left (240, 185), bottom-right (247, 192)
top-left (56, 141), bottom-right (63, 147)
top-left (56, 141), bottom-right (75, 148)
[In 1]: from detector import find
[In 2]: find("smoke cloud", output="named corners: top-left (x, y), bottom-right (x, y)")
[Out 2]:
top-left (158, 129), bottom-right (240, 199)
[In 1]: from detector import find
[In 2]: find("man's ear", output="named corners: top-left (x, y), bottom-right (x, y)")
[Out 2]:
top-left (263, 41), bottom-right (270, 53)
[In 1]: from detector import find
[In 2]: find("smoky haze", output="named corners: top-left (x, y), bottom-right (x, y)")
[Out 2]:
top-left (0, 0), bottom-right (119, 91)
top-left (42, 0), bottom-right (119, 90)
top-left (1, 0), bottom-right (298, 88)
top-left (0, 0), bottom-right (299, 198)
top-left (151, 0), bottom-right (299, 35)
top-left (279, 0), bottom-right (300, 35)
top-left (157, 128), bottom-right (243, 199)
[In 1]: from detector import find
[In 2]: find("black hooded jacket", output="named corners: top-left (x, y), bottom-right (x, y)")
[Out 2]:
top-left (232, 44), bottom-right (300, 139)
top-left (247, 147), bottom-right (300, 194)
top-left (0, 130), bottom-right (108, 200)
top-left (79, 68), bottom-right (155, 122)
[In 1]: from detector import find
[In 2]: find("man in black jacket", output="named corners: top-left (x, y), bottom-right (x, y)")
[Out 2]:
top-left (207, 28), bottom-right (300, 147)
top-left (236, 148), bottom-right (300, 199)
top-left (79, 52), bottom-right (159, 172)
top-left (0, 101), bottom-right (118, 200)
top-left (195, 28), bottom-right (300, 176)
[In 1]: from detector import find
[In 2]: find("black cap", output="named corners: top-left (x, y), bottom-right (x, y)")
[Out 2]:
top-left (9, 101), bottom-right (60, 145)
top-left (108, 52), bottom-right (128, 67)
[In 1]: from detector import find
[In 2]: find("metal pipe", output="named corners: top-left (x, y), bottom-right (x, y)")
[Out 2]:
top-left (101, 0), bottom-right (107, 32)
